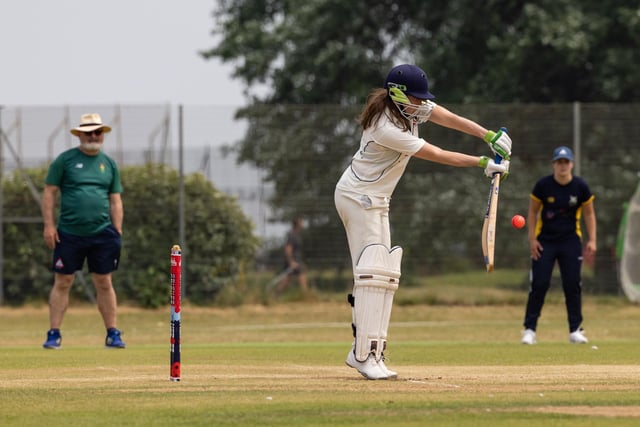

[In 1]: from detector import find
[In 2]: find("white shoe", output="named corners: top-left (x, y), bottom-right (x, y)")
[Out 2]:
top-left (569, 328), bottom-right (588, 344)
top-left (521, 328), bottom-right (537, 345)
top-left (378, 357), bottom-right (397, 379)
top-left (346, 351), bottom-right (387, 380)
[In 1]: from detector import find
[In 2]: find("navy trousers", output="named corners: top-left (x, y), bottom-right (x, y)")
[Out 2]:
top-left (524, 236), bottom-right (583, 332)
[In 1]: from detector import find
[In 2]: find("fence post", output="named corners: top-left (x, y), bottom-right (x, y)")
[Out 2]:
top-left (178, 104), bottom-right (185, 297)
top-left (0, 105), bottom-right (4, 306)
top-left (573, 101), bottom-right (581, 176)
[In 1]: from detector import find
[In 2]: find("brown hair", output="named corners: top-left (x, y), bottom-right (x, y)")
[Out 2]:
top-left (358, 88), bottom-right (411, 132)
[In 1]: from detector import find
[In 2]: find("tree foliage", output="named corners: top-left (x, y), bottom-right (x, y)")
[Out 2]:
top-left (204, 0), bottom-right (640, 103)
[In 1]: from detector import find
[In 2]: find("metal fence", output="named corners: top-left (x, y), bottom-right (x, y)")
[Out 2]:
top-left (1, 103), bottom-right (639, 300)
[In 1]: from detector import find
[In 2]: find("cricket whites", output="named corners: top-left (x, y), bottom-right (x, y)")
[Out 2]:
top-left (170, 245), bottom-right (182, 381)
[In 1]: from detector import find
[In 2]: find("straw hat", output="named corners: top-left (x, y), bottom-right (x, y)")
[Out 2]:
top-left (70, 113), bottom-right (112, 136)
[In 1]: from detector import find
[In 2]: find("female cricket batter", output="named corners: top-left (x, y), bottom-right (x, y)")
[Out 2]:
top-left (521, 146), bottom-right (597, 345)
top-left (334, 64), bottom-right (512, 380)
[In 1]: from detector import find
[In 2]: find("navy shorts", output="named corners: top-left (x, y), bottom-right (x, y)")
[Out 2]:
top-left (51, 224), bottom-right (122, 275)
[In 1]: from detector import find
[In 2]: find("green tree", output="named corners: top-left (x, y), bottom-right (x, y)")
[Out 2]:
top-left (445, 1), bottom-right (640, 102)
top-left (118, 165), bottom-right (260, 306)
top-left (204, 0), bottom-right (640, 103)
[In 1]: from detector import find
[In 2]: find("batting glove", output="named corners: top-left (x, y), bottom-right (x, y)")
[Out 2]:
top-left (478, 156), bottom-right (508, 178)
top-left (484, 129), bottom-right (512, 160)
top-left (500, 159), bottom-right (510, 181)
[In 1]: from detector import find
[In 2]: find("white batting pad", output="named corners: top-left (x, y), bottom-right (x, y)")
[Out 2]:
top-left (352, 244), bottom-right (402, 361)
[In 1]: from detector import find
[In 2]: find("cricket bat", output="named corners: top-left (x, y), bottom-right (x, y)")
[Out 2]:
top-left (481, 126), bottom-right (509, 272)
top-left (265, 267), bottom-right (294, 291)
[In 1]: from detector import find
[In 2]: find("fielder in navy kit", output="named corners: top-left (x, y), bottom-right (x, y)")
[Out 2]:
top-left (521, 146), bottom-right (597, 345)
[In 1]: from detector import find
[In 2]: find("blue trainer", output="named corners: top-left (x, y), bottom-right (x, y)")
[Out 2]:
top-left (105, 328), bottom-right (126, 349)
top-left (43, 329), bottom-right (62, 349)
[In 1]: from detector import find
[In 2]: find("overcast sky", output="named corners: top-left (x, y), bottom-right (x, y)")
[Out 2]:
top-left (0, 0), bottom-right (248, 106)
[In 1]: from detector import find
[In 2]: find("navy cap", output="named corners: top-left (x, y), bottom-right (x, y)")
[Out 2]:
top-left (384, 64), bottom-right (435, 100)
top-left (552, 146), bottom-right (574, 161)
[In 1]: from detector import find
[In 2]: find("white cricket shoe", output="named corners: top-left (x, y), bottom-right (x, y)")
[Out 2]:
top-left (378, 357), bottom-right (397, 379)
top-left (569, 328), bottom-right (588, 344)
top-left (521, 328), bottom-right (537, 345)
top-left (346, 351), bottom-right (387, 380)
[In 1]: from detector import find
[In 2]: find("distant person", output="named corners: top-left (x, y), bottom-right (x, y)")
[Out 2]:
top-left (521, 146), bottom-right (597, 345)
top-left (274, 217), bottom-right (309, 297)
top-left (41, 113), bottom-right (126, 349)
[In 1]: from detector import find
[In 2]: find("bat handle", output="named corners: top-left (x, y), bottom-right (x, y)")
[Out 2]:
top-left (494, 126), bottom-right (508, 164)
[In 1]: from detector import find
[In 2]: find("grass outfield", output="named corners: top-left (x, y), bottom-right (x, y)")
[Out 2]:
top-left (2, 276), bottom-right (640, 426)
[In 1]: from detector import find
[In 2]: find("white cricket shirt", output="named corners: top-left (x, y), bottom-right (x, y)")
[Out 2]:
top-left (336, 110), bottom-right (426, 198)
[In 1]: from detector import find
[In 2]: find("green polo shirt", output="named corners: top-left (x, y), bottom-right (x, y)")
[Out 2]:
top-left (46, 147), bottom-right (122, 236)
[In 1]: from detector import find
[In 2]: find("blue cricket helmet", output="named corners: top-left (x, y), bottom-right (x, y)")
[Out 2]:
top-left (384, 64), bottom-right (435, 100)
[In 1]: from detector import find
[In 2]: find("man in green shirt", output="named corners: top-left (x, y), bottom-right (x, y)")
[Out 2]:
top-left (42, 113), bottom-right (125, 349)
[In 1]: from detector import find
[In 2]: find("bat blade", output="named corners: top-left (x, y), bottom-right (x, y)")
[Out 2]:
top-left (482, 172), bottom-right (501, 272)
top-left (481, 214), bottom-right (489, 267)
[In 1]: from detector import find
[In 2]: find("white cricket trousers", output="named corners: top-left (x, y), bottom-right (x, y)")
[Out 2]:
top-left (334, 188), bottom-right (391, 271)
